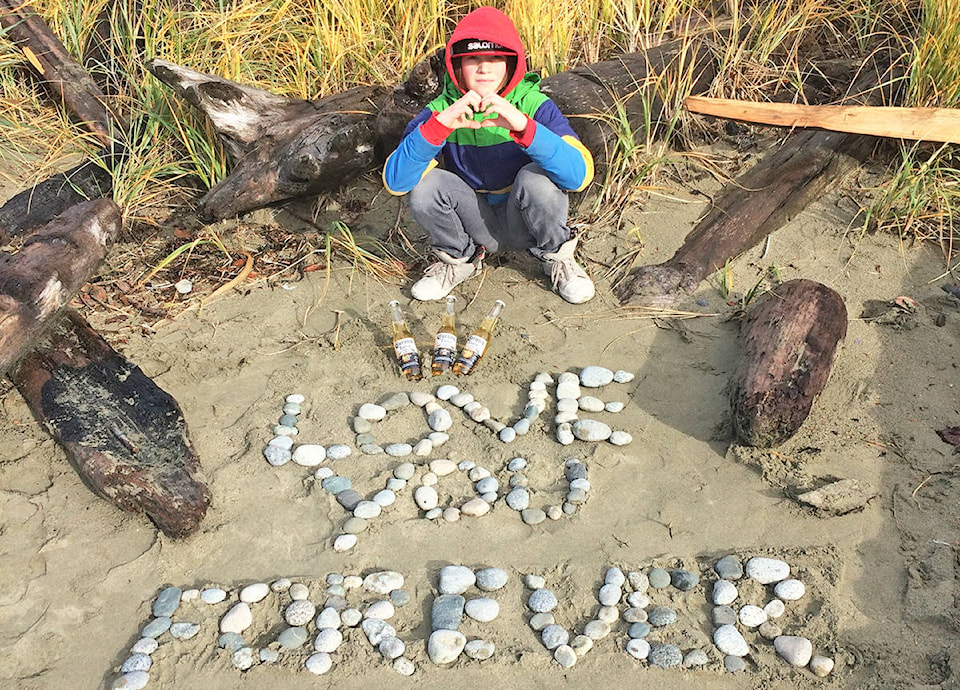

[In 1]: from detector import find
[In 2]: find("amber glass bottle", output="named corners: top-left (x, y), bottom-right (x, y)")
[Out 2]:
top-left (453, 299), bottom-right (505, 376)
top-left (432, 295), bottom-right (458, 376)
top-left (389, 300), bottom-right (422, 380)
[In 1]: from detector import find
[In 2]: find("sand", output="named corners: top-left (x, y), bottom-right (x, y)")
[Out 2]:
top-left (1, 160), bottom-right (959, 690)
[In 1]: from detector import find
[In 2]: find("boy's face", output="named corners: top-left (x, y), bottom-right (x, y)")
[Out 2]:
top-left (459, 55), bottom-right (508, 97)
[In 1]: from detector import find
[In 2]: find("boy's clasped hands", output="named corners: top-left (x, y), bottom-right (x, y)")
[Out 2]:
top-left (436, 91), bottom-right (528, 133)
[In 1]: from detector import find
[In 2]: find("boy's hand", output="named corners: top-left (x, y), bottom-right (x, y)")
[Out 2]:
top-left (476, 94), bottom-right (528, 132)
top-left (435, 91), bottom-right (485, 129)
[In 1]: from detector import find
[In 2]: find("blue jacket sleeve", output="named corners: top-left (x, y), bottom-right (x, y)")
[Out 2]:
top-left (383, 109), bottom-right (442, 195)
top-left (523, 100), bottom-right (594, 192)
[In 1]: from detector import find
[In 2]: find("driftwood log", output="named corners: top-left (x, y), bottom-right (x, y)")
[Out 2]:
top-left (144, 33), bottom-right (719, 221)
top-left (0, 7), bottom-right (210, 537)
top-left (0, 199), bottom-right (120, 375)
top-left (615, 58), bottom-right (899, 305)
top-left (730, 278), bottom-right (847, 447)
top-left (11, 310), bottom-right (211, 537)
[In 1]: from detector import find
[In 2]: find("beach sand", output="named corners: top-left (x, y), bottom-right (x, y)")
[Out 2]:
top-left (1, 160), bottom-right (958, 689)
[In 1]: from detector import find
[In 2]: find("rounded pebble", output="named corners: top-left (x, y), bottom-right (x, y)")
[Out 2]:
top-left (683, 648), bottom-right (710, 668)
top-left (220, 603), bottom-right (253, 634)
top-left (284, 600), bottom-right (316, 627)
top-left (465, 597), bottom-right (499, 622)
top-left (625, 638), bottom-right (650, 660)
top-left (521, 508), bottom-right (546, 525)
top-left (358, 403), bottom-right (386, 421)
top-left (774, 578), bottom-right (806, 601)
top-left (738, 604), bottom-right (767, 628)
top-left (385, 443), bottom-right (413, 457)
top-left (112, 672), bottom-right (149, 690)
top-left (415, 486), bottom-right (439, 511)
top-left (169, 622), bottom-right (200, 640)
top-left (528, 588), bottom-right (559, 613)
top-left (810, 655), bottom-right (835, 677)
top-left (745, 556), bottom-right (790, 584)
top-left (130, 638), bottom-right (158, 655)
top-left (325, 444), bottom-right (352, 460)
top-left (725, 655), bottom-right (747, 672)
top-left (671, 569), bottom-right (699, 591)
top-left (764, 598), bottom-right (786, 618)
top-left (580, 365), bottom-right (614, 387)
top-left (714, 555), bottom-right (744, 580)
top-left (333, 534), bottom-right (357, 551)
top-left (305, 652), bottom-right (333, 675)
top-left (278, 626), bottom-right (309, 649)
top-left (292, 444), bottom-right (325, 466)
top-left (613, 370), bottom-right (634, 383)
top-left (648, 606), bottom-right (677, 627)
top-left (554, 644), bottom-right (577, 668)
top-left (774, 635), bottom-right (813, 667)
top-left (428, 629), bottom-right (467, 664)
top-left (714, 624), bottom-right (749, 657)
top-left (152, 587), bottom-right (182, 618)
top-left (240, 582), bottom-right (269, 603)
top-left (120, 654), bottom-right (152, 674)
top-left (648, 568), bottom-right (671, 588)
top-left (649, 644), bottom-right (683, 668)
top-left (263, 445), bottom-right (291, 466)
top-left (475, 567), bottom-right (509, 591)
top-left (393, 657), bottom-right (416, 676)
top-left (379, 636), bottom-right (405, 659)
top-left (314, 628), bottom-right (343, 653)
top-left (541, 624), bottom-right (569, 649)
top-left (713, 579), bottom-right (738, 605)
top-left (439, 565), bottom-right (476, 594)
top-left (464, 639), bottom-right (495, 660)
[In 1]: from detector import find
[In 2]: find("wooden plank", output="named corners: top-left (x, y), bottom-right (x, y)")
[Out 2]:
top-left (684, 96), bottom-right (960, 143)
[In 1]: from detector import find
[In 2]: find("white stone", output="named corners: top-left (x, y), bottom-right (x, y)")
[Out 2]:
top-left (343, 575), bottom-right (363, 590)
top-left (598, 583), bottom-right (622, 606)
top-left (284, 600), bottom-right (316, 627)
top-left (464, 639), bottom-right (495, 660)
top-left (428, 629), bottom-right (467, 664)
top-left (422, 472), bottom-right (438, 486)
top-left (430, 459), bottom-right (457, 476)
top-left (333, 534), bottom-right (357, 551)
top-left (130, 638), bottom-right (158, 655)
top-left (313, 628), bottom-right (343, 653)
top-left (414, 486), bottom-right (439, 510)
top-left (413, 439), bottom-right (433, 456)
top-left (464, 597), bottom-right (499, 622)
top-left (366, 600), bottom-right (395, 620)
top-left (201, 588), bottom-right (227, 604)
top-left (625, 638), bottom-right (650, 660)
top-left (442, 507), bottom-right (460, 522)
top-left (556, 380), bottom-right (581, 398)
top-left (361, 618), bottom-right (396, 645)
top-left (436, 385), bottom-right (459, 400)
top-left (584, 619), bottom-right (611, 640)
top-left (461, 497), bottom-right (491, 517)
top-left (475, 568), bottom-right (509, 591)
top-left (220, 603), bottom-right (253, 633)
top-left (180, 589), bottom-right (199, 602)
top-left (341, 608), bottom-right (363, 627)
top-left (555, 644), bottom-right (577, 668)
top-left (774, 578), bottom-right (806, 601)
top-left (428, 409), bottom-right (453, 432)
top-left (554, 410), bottom-right (579, 424)
top-left (393, 657), bottom-right (416, 675)
top-left (385, 443), bottom-right (413, 457)
top-left (714, 624), bottom-right (750, 656)
top-left (379, 636), bottom-right (406, 659)
top-left (712, 580), bottom-right (738, 606)
top-left (626, 591), bottom-right (649, 608)
top-left (738, 604), bottom-right (767, 628)
top-left (605, 401), bottom-right (625, 413)
top-left (292, 444), bottom-right (326, 466)
top-left (580, 365), bottom-right (614, 387)
top-left (810, 655), bottom-right (835, 677)
top-left (609, 431), bottom-right (633, 446)
top-left (353, 501), bottom-right (382, 519)
top-left (409, 391), bottom-right (435, 406)
top-left (745, 557), bottom-right (790, 584)
top-left (304, 652), bottom-right (333, 675)
top-left (572, 419), bottom-right (612, 442)
top-left (764, 598), bottom-right (786, 618)
top-left (316, 607), bottom-right (341, 629)
top-left (357, 403), bottom-right (387, 421)
top-left (557, 398), bottom-right (579, 413)
top-left (112, 672), bottom-right (150, 690)
top-left (363, 570), bottom-right (403, 595)
top-left (325, 444), bottom-right (351, 460)
top-left (170, 623), bottom-right (199, 641)
top-left (429, 432), bottom-right (449, 446)
top-left (439, 565), bottom-right (476, 594)
top-left (613, 370), bottom-right (634, 383)
top-left (578, 396), bottom-right (605, 412)
top-left (240, 582), bottom-right (270, 603)
top-left (774, 635), bottom-right (813, 667)
top-left (557, 423), bottom-right (575, 445)
top-left (289, 583), bottom-right (309, 600)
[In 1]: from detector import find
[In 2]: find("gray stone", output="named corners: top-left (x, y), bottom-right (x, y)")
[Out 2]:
top-left (120, 654), bottom-right (152, 674)
top-left (284, 600), bottom-right (316, 627)
top-left (169, 622), bottom-right (200, 640)
top-left (432, 594), bottom-right (465, 630)
top-left (325, 444), bottom-right (352, 460)
top-left (521, 508), bottom-right (546, 525)
top-left (321, 475), bottom-right (351, 494)
top-left (259, 648), bottom-right (280, 664)
top-left (724, 655), bottom-right (746, 672)
top-left (152, 587), bottom-right (182, 618)
top-left (628, 622), bottom-right (651, 639)
top-left (671, 569), bottom-right (699, 591)
top-left (112, 672), bottom-right (149, 690)
top-left (336, 489), bottom-right (363, 511)
top-left (278, 626), bottom-right (309, 649)
top-left (714, 555), bottom-right (743, 580)
top-left (141, 616), bottom-right (171, 638)
top-left (390, 589), bottom-right (410, 606)
top-left (648, 606), bottom-right (677, 627)
top-left (648, 568), bottom-right (671, 588)
top-left (683, 649), bottom-right (710, 668)
top-left (475, 567), bottom-right (509, 591)
top-left (649, 644), bottom-right (683, 668)
top-left (385, 443), bottom-right (413, 457)
top-left (465, 639), bottom-right (495, 660)
top-left (379, 392), bottom-right (410, 411)
top-left (263, 445), bottom-right (291, 466)
top-left (217, 632), bottom-right (244, 651)
top-left (506, 487), bottom-right (530, 511)
top-left (541, 624), bottom-right (569, 649)
top-left (712, 605), bottom-right (737, 626)
top-left (278, 413), bottom-right (298, 427)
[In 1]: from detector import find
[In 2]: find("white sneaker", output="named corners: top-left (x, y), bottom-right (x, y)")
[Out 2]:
top-left (411, 251), bottom-right (481, 301)
top-left (541, 238), bottom-right (595, 304)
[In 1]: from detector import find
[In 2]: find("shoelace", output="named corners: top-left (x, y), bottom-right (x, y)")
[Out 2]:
top-left (550, 257), bottom-right (586, 289)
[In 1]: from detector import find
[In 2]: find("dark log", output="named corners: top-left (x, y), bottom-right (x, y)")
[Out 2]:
top-left (0, 0), bottom-right (116, 147)
top-left (0, 199), bottom-right (120, 375)
top-left (145, 34), bottom-right (721, 221)
top-left (615, 58), bottom-right (898, 305)
top-left (730, 279), bottom-right (847, 448)
top-left (10, 310), bottom-right (211, 537)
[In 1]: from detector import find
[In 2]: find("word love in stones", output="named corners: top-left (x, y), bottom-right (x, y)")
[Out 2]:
top-left (109, 557), bottom-right (835, 689)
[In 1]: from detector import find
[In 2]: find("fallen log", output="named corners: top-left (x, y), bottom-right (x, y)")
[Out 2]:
top-left (10, 310), bottom-right (211, 537)
top-left (615, 59), bottom-right (898, 305)
top-left (730, 279), bottom-right (847, 448)
top-left (145, 33), bottom-right (721, 221)
top-left (684, 97), bottom-right (960, 144)
top-left (0, 198), bottom-right (120, 375)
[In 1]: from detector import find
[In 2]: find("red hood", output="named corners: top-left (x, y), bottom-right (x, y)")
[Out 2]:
top-left (445, 7), bottom-right (527, 96)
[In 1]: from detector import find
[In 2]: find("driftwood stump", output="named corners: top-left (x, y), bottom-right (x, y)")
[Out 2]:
top-left (730, 279), bottom-right (847, 447)
top-left (11, 310), bottom-right (211, 537)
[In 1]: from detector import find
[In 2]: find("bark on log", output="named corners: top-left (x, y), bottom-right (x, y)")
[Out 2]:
top-left (615, 59), bottom-right (898, 305)
top-left (145, 33), bottom-right (721, 221)
top-left (730, 279), bottom-right (847, 448)
top-left (0, 198), bottom-right (120, 375)
top-left (0, 0), bottom-right (116, 147)
top-left (10, 310), bottom-right (211, 537)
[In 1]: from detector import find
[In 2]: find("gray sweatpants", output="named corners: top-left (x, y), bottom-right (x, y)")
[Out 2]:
top-left (405, 163), bottom-right (571, 261)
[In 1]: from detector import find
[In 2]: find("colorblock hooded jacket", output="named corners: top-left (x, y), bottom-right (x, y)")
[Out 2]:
top-left (382, 6), bottom-right (594, 205)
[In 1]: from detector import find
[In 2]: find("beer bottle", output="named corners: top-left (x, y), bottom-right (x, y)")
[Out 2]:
top-left (431, 295), bottom-right (458, 376)
top-left (388, 300), bottom-right (422, 380)
top-left (453, 299), bottom-right (505, 376)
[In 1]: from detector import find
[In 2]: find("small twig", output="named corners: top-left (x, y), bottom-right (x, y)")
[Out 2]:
top-left (465, 267), bottom-right (488, 311)
top-left (332, 310), bottom-right (344, 351)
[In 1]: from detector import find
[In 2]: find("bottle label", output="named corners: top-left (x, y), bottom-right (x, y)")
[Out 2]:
top-left (394, 337), bottom-right (420, 375)
top-left (433, 332), bottom-right (456, 366)
top-left (457, 335), bottom-right (488, 370)
top-left (394, 337), bottom-right (417, 357)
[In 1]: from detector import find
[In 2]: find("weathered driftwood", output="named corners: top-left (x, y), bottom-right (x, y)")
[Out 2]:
top-left (615, 60), bottom-right (898, 305)
top-left (0, 199), bottom-right (120, 375)
top-left (0, 0), bottom-right (116, 147)
top-left (730, 279), bottom-right (847, 448)
top-left (145, 33), bottom-right (720, 221)
top-left (11, 310), bottom-right (211, 537)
